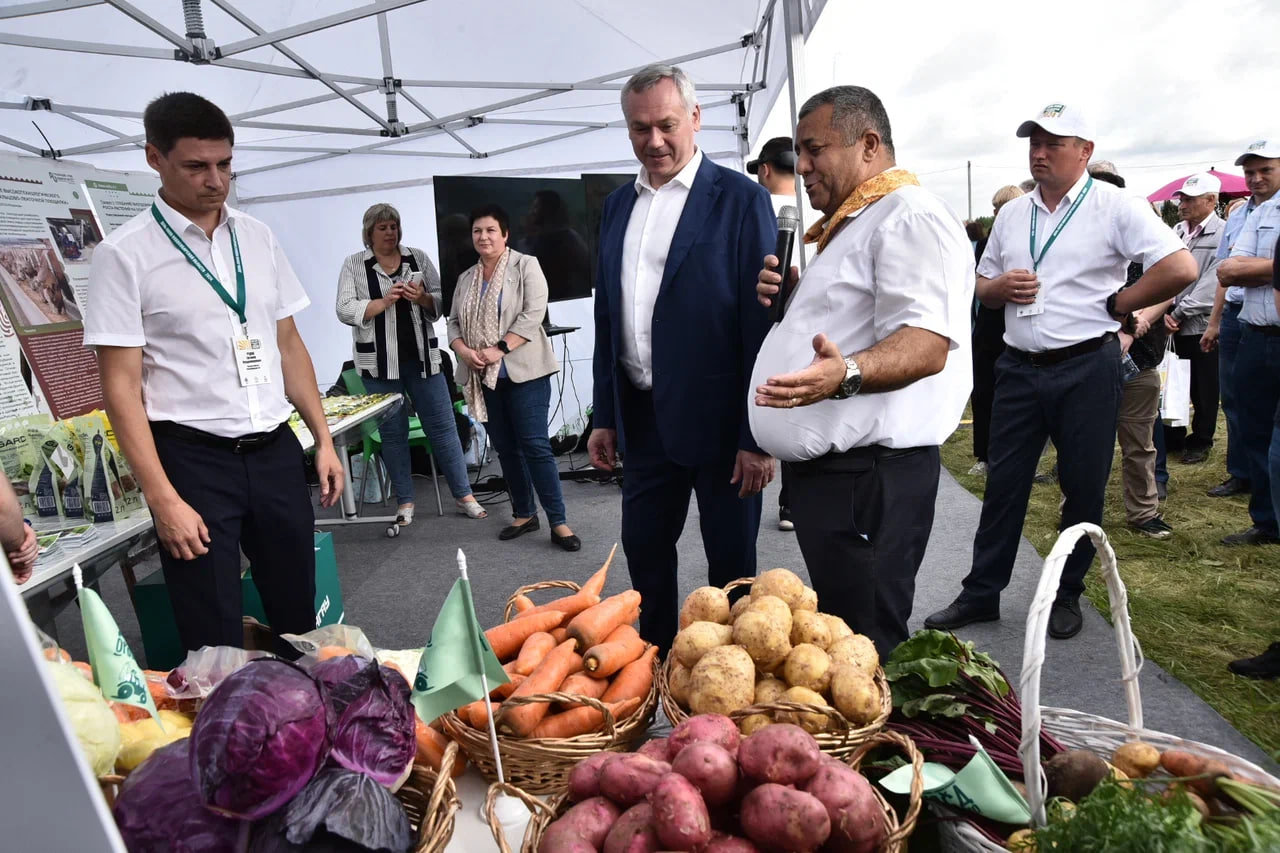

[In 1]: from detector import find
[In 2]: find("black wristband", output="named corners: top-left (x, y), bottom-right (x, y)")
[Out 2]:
top-left (496, 340), bottom-right (510, 354)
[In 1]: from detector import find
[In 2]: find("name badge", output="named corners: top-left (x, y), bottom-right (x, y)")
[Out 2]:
top-left (1016, 289), bottom-right (1045, 318)
top-left (232, 333), bottom-right (271, 386)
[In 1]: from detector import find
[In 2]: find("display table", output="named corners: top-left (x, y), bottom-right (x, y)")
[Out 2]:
top-left (447, 767), bottom-right (531, 852)
top-left (293, 393), bottom-right (404, 529)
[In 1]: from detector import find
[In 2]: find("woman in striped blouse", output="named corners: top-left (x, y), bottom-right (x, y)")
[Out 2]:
top-left (336, 203), bottom-right (486, 526)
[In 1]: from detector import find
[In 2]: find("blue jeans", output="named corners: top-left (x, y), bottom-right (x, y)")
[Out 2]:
top-left (482, 375), bottom-right (567, 527)
top-left (363, 365), bottom-right (473, 504)
top-left (1235, 326), bottom-right (1280, 535)
top-left (1220, 301), bottom-right (1250, 481)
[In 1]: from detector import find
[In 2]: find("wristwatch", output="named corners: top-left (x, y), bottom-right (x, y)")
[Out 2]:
top-left (1105, 292), bottom-right (1137, 335)
top-left (495, 340), bottom-right (511, 354)
top-left (829, 355), bottom-right (862, 400)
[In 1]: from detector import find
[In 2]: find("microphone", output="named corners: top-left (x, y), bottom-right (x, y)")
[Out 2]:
top-left (770, 205), bottom-right (800, 323)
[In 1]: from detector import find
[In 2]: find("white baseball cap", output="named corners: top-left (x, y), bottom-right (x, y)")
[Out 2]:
top-left (1175, 172), bottom-right (1221, 197)
top-left (1016, 103), bottom-right (1095, 141)
top-left (1234, 139), bottom-right (1280, 166)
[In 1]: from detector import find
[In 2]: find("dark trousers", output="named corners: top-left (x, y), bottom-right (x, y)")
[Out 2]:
top-left (778, 463), bottom-right (790, 510)
top-left (1235, 325), bottom-right (1280, 535)
top-left (1164, 334), bottom-right (1219, 452)
top-left (617, 381), bottom-right (761, 653)
top-left (962, 338), bottom-right (1123, 606)
top-left (790, 446), bottom-right (939, 657)
top-left (482, 375), bottom-right (567, 526)
top-left (151, 425), bottom-right (316, 654)
top-left (1220, 302), bottom-right (1251, 481)
top-left (971, 307), bottom-right (1006, 462)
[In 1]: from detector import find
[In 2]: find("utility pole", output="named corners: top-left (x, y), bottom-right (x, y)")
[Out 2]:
top-left (967, 160), bottom-right (973, 221)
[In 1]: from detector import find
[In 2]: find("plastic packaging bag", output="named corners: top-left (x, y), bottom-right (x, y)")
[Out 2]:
top-left (0, 414), bottom-right (49, 515)
top-left (164, 646), bottom-right (271, 701)
top-left (282, 625), bottom-right (378, 662)
top-left (28, 419), bottom-right (83, 518)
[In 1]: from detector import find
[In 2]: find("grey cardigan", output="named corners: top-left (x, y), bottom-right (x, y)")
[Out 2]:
top-left (1171, 213), bottom-right (1223, 337)
top-left (447, 250), bottom-right (558, 384)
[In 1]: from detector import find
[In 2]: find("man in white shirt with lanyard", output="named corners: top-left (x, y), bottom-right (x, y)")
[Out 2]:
top-left (925, 103), bottom-right (1195, 640)
top-left (84, 92), bottom-right (343, 655)
top-left (751, 86), bottom-right (974, 656)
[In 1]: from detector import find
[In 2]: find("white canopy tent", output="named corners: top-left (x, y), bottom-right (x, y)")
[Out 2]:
top-left (0, 0), bottom-right (826, 430)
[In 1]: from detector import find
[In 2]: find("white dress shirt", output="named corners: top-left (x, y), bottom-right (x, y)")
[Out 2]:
top-left (83, 192), bottom-right (310, 437)
top-left (1232, 197), bottom-right (1280, 327)
top-left (619, 148), bottom-right (704, 389)
top-left (977, 172), bottom-right (1185, 352)
top-left (749, 182), bottom-right (975, 461)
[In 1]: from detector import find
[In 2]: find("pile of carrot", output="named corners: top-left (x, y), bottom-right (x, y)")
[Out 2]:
top-left (457, 545), bottom-right (657, 740)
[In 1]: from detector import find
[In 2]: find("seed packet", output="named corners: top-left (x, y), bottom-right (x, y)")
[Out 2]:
top-left (94, 411), bottom-right (144, 516)
top-left (0, 414), bottom-right (50, 514)
top-left (29, 419), bottom-right (83, 519)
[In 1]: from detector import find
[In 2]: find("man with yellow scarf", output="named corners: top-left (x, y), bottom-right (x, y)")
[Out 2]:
top-left (748, 86), bottom-right (974, 656)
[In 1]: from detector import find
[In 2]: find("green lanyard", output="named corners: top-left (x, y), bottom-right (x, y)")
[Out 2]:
top-left (151, 203), bottom-right (247, 327)
top-left (1029, 177), bottom-right (1093, 271)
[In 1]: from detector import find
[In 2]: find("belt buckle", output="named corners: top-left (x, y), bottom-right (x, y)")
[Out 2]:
top-left (232, 437), bottom-right (249, 454)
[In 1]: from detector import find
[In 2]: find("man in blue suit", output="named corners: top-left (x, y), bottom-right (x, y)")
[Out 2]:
top-left (587, 64), bottom-right (777, 652)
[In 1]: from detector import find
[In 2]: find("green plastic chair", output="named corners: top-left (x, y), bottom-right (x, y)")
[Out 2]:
top-left (341, 368), bottom-right (443, 517)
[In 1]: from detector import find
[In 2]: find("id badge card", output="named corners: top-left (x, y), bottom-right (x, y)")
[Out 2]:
top-left (1016, 285), bottom-right (1046, 318)
top-left (232, 332), bottom-right (271, 386)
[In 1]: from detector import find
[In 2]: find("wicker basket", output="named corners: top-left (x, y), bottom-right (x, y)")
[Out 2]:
top-left (657, 577), bottom-right (892, 758)
top-left (483, 730), bottom-right (926, 853)
top-left (938, 523), bottom-right (1280, 853)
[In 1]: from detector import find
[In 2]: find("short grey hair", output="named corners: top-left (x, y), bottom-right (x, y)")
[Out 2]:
top-left (621, 64), bottom-right (697, 116)
top-left (362, 202), bottom-right (400, 249)
top-left (798, 86), bottom-right (895, 158)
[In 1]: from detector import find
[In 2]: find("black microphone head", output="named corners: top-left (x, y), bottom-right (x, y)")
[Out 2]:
top-left (777, 205), bottom-right (800, 232)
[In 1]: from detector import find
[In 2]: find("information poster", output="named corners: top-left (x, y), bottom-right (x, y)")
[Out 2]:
top-left (0, 153), bottom-right (157, 419)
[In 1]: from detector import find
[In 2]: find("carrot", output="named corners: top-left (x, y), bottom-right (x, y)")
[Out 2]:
top-left (583, 625), bottom-right (645, 679)
top-left (498, 639), bottom-right (583, 737)
top-left (414, 719), bottom-right (467, 778)
top-left (473, 701), bottom-right (503, 729)
top-left (458, 699), bottom-right (486, 726)
top-left (1160, 750), bottom-right (1208, 779)
top-left (550, 627), bottom-right (569, 644)
top-left (494, 672), bottom-right (526, 699)
top-left (531, 697), bottom-right (642, 739)
top-left (519, 589), bottom-right (601, 622)
top-left (601, 645), bottom-right (658, 704)
top-left (580, 544), bottom-right (618, 598)
top-left (557, 671), bottom-right (610, 709)
top-left (567, 590), bottom-right (642, 651)
top-left (510, 593), bottom-right (535, 616)
top-left (110, 702), bottom-right (152, 724)
top-left (514, 631), bottom-right (558, 675)
top-left (485, 610), bottom-right (565, 661)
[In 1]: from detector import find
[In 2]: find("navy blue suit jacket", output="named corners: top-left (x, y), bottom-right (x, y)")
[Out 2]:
top-left (592, 155), bottom-right (776, 467)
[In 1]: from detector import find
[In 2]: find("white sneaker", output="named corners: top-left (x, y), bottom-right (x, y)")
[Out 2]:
top-left (968, 461), bottom-right (988, 476)
top-left (395, 504), bottom-right (415, 527)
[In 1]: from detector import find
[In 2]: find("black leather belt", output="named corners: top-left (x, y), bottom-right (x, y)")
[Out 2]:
top-left (151, 420), bottom-right (287, 453)
top-left (1242, 322), bottom-right (1280, 338)
top-left (1007, 332), bottom-right (1115, 367)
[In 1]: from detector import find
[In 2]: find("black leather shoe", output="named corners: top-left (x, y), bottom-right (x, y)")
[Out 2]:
top-left (1228, 642), bottom-right (1280, 679)
top-left (1048, 598), bottom-right (1083, 639)
top-left (551, 529), bottom-right (581, 552)
top-left (1180, 448), bottom-right (1209, 465)
top-left (923, 599), bottom-right (1000, 630)
top-left (499, 516), bottom-right (540, 541)
top-left (1208, 476), bottom-right (1250, 497)
top-left (1221, 526), bottom-right (1280, 546)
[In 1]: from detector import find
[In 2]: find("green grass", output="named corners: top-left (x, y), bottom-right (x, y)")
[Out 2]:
top-left (941, 411), bottom-right (1280, 761)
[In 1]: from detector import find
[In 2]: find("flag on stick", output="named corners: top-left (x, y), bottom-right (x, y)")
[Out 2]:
top-left (411, 557), bottom-right (510, 724)
top-left (73, 564), bottom-right (160, 724)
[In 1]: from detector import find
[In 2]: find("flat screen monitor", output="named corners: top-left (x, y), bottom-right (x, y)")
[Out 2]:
top-left (434, 176), bottom-right (593, 317)
top-left (581, 172), bottom-right (635, 283)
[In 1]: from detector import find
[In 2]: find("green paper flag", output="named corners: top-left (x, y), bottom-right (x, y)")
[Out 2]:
top-left (880, 736), bottom-right (1032, 825)
top-left (411, 576), bottom-right (510, 724)
top-left (75, 564), bottom-right (160, 724)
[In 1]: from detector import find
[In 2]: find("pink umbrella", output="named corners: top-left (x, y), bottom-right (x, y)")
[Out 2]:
top-left (1147, 169), bottom-right (1249, 202)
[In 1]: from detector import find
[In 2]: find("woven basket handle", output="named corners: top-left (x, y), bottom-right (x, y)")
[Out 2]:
top-left (425, 741), bottom-right (458, 820)
top-left (848, 730), bottom-right (925, 847)
top-left (1019, 522), bottom-right (1143, 825)
top-left (495, 691), bottom-right (622, 740)
top-left (729, 699), bottom-right (856, 739)
top-left (484, 781), bottom-right (554, 853)
top-left (503, 580), bottom-right (581, 622)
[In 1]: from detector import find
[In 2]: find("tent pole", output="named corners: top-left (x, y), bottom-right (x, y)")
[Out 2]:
top-left (782, 0), bottom-right (809, 265)
top-left (0, 1), bottom-right (102, 20)
top-left (216, 0), bottom-right (429, 58)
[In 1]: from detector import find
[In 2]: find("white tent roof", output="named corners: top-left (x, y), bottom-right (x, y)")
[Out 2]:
top-left (0, 0), bottom-right (827, 200)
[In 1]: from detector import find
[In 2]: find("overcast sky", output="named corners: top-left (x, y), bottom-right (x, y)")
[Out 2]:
top-left (754, 0), bottom-right (1278, 218)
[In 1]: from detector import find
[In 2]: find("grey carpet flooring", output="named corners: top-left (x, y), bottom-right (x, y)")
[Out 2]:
top-left (41, 455), bottom-right (1276, 774)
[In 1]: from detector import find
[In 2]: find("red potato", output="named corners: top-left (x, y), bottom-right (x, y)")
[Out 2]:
top-left (802, 760), bottom-right (886, 853)
top-left (737, 723), bottom-right (823, 786)
top-left (671, 741), bottom-right (739, 807)
top-left (548, 796), bottom-right (622, 849)
top-left (651, 772), bottom-right (713, 850)
top-left (637, 737), bottom-right (671, 761)
top-left (700, 834), bottom-right (763, 853)
top-left (604, 802), bottom-right (661, 853)
top-left (667, 713), bottom-right (741, 761)
top-left (537, 823), bottom-right (597, 853)
top-left (599, 753), bottom-right (673, 806)
top-left (740, 784), bottom-right (832, 852)
top-left (567, 751), bottom-right (618, 802)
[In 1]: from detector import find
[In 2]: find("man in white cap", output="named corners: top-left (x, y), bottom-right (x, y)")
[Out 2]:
top-left (925, 102), bottom-right (1196, 639)
top-left (1164, 173), bottom-right (1223, 464)
top-left (1217, 140), bottom-right (1280, 545)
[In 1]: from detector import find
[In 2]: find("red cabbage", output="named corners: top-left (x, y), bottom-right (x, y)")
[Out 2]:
top-left (113, 739), bottom-right (247, 852)
top-left (321, 660), bottom-right (416, 788)
top-left (189, 659), bottom-right (329, 820)
top-left (247, 768), bottom-right (411, 853)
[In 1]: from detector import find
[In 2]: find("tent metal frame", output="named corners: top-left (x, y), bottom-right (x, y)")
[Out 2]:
top-left (0, 0), bottom-right (822, 198)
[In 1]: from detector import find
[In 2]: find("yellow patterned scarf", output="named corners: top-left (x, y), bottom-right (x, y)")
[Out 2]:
top-left (804, 168), bottom-right (921, 253)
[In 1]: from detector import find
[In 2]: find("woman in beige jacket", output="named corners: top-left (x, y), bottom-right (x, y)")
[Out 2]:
top-left (448, 204), bottom-right (579, 551)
